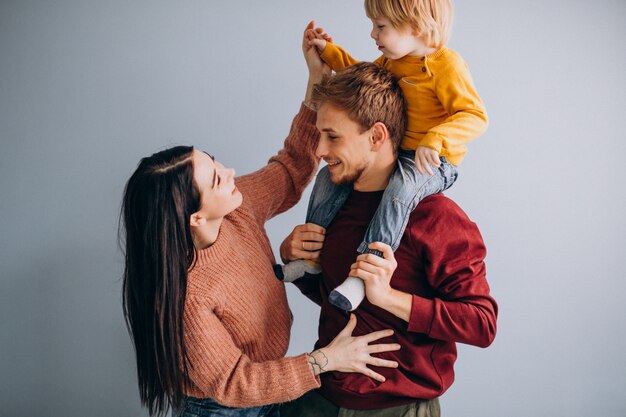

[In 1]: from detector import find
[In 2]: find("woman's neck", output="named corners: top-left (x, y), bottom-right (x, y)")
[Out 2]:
top-left (193, 218), bottom-right (223, 249)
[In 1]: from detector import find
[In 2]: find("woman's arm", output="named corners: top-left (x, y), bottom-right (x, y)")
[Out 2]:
top-left (234, 22), bottom-right (331, 223)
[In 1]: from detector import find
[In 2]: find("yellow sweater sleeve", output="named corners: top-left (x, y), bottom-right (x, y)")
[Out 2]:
top-left (320, 42), bottom-right (361, 71)
top-left (420, 55), bottom-right (488, 159)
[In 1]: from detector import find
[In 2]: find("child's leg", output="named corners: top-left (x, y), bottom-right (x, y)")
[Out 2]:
top-left (328, 152), bottom-right (458, 310)
top-left (275, 166), bottom-right (351, 282)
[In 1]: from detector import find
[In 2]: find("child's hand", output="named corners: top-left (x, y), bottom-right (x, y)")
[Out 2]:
top-left (304, 21), bottom-right (333, 53)
top-left (414, 146), bottom-right (441, 176)
top-left (302, 21), bottom-right (332, 81)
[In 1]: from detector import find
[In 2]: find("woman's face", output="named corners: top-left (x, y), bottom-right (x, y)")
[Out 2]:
top-left (192, 149), bottom-right (243, 222)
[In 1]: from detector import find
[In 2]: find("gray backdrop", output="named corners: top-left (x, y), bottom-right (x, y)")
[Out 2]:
top-left (1, 0), bottom-right (625, 416)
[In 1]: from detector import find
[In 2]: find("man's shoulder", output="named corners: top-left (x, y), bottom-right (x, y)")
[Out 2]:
top-left (404, 193), bottom-right (483, 248)
top-left (409, 193), bottom-right (474, 228)
top-left (414, 193), bottom-right (465, 214)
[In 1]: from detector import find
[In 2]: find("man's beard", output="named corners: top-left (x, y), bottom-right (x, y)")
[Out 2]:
top-left (330, 160), bottom-right (368, 186)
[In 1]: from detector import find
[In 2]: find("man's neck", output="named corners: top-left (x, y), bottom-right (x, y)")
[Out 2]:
top-left (353, 152), bottom-right (396, 192)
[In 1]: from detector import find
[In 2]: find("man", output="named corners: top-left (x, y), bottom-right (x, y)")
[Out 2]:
top-left (279, 62), bottom-right (498, 417)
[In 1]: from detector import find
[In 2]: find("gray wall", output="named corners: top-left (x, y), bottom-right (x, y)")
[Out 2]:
top-left (1, 1), bottom-right (625, 416)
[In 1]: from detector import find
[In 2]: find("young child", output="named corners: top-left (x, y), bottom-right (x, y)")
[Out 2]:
top-left (275, 0), bottom-right (488, 311)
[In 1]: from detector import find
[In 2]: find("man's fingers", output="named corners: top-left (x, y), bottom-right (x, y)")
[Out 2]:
top-left (367, 242), bottom-right (394, 261)
top-left (355, 254), bottom-right (386, 268)
top-left (300, 240), bottom-right (323, 252)
top-left (352, 262), bottom-right (381, 279)
top-left (298, 231), bottom-right (325, 242)
top-left (296, 223), bottom-right (326, 234)
top-left (350, 268), bottom-right (375, 282)
top-left (299, 250), bottom-right (321, 260)
top-left (301, 241), bottom-right (323, 251)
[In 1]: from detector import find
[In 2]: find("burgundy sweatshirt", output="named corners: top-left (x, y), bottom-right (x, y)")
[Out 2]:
top-left (295, 190), bottom-right (498, 410)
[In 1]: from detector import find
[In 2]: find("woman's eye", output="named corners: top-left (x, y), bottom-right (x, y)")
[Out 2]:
top-left (377, 25), bottom-right (385, 29)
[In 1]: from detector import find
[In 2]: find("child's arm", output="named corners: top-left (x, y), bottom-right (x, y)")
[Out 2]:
top-left (303, 22), bottom-right (361, 71)
top-left (320, 42), bottom-right (361, 71)
top-left (420, 54), bottom-right (488, 162)
top-left (305, 22), bottom-right (388, 72)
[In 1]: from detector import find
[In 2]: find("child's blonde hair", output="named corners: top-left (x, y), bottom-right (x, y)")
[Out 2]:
top-left (365, 0), bottom-right (453, 49)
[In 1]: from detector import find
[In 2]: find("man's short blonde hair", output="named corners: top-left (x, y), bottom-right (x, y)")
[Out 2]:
top-left (365, 0), bottom-right (453, 49)
top-left (311, 62), bottom-right (407, 152)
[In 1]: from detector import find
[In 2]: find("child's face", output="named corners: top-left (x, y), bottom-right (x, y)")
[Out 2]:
top-left (369, 17), bottom-right (426, 59)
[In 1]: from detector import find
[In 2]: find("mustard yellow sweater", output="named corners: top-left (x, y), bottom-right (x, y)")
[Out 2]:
top-left (321, 44), bottom-right (488, 165)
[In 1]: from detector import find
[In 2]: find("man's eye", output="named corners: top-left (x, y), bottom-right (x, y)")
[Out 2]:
top-left (328, 135), bottom-right (338, 140)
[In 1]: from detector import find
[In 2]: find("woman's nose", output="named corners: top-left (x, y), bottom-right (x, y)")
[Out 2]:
top-left (316, 141), bottom-right (328, 158)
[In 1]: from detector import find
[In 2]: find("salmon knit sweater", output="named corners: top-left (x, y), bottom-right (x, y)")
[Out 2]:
top-left (182, 104), bottom-right (321, 407)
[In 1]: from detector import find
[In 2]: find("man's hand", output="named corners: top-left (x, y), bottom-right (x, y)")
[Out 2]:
top-left (279, 223), bottom-right (326, 264)
top-left (350, 242), bottom-right (412, 322)
top-left (414, 146), bottom-right (441, 176)
top-left (348, 242), bottom-right (397, 308)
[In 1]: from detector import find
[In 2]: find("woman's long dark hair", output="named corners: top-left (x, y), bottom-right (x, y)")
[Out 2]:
top-left (119, 145), bottom-right (200, 416)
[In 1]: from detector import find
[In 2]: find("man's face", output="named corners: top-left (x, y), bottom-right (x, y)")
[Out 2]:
top-left (315, 103), bottom-right (372, 186)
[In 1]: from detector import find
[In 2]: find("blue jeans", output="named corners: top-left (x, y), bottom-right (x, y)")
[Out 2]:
top-left (173, 397), bottom-right (279, 417)
top-left (307, 150), bottom-right (458, 254)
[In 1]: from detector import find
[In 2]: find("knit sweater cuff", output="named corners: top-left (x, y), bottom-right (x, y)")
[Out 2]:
top-left (291, 353), bottom-right (322, 395)
top-left (296, 101), bottom-right (317, 125)
top-left (407, 295), bottom-right (435, 334)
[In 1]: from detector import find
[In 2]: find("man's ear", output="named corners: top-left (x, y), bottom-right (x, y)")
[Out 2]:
top-left (370, 122), bottom-right (390, 151)
top-left (190, 211), bottom-right (206, 228)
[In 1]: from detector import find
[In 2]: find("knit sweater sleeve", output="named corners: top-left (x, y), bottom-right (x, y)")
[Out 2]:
top-left (184, 294), bottom-right (321, 407)
top-left (419, 51), bottom-right (488, 159)
top-left (235, 104), bottom-right (320, 224)
top-left (406, 198), bottom-right (498, 348)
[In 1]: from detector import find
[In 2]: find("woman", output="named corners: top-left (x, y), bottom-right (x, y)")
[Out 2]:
top-left (119, 23), bottom-right (400, 417)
